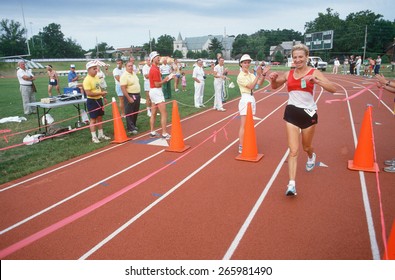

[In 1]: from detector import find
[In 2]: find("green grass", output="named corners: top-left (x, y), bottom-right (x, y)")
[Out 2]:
top-left (0, 61), bottom-right (242, 184)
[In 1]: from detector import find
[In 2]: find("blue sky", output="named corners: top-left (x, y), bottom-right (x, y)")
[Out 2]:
top-left (1, 0), bottom-right (394, 50)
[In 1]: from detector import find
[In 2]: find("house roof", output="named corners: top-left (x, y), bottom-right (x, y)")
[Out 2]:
top-left (184, 35), bottom-right (235, 50)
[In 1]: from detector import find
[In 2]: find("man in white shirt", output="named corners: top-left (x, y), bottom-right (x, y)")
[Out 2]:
top-left (192, 59), bottom-right (206, 108)
top-left (113, 58), bottom-right (125, 116)
top-left (16, 61), bottom-right (36, 115)
top-left (213, 57), bottom-right (226, 111)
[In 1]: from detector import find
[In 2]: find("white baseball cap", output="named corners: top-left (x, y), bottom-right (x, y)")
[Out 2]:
top-left (149, 51), bottom-right (160, 62)
top-left (86, 61), bottom-right (97, 70)
top-left (70, 64), bottom-right (75, 68)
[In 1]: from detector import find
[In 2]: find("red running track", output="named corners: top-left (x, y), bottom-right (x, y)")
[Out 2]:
top-left (0, 73), bottom-right (394, 260)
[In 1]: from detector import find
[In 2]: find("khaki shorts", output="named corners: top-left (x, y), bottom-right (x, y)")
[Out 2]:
top-left (149, 87), bottom-right (165, 104)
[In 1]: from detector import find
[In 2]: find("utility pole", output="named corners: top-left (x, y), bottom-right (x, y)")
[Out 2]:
top-left (363, 25), bottom-right (367, 61)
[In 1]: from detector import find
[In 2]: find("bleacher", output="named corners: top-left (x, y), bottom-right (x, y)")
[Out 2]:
top-left (57, 70), bottom-right (87, 77)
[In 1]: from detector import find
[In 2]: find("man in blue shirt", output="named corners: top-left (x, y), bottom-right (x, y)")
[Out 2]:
top-left (67, 64), bottom-right (83, 93)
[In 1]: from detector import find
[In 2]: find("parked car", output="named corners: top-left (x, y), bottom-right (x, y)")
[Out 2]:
top-left (308, 56), bottom-right (328, 71)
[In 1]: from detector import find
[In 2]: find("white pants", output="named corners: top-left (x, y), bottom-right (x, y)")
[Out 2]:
top-left (194, 81), bottom-right (205, 107)
top-left (213, 79), bottom-right (224, 109)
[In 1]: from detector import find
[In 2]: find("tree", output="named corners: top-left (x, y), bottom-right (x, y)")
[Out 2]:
top-left (173, 49), bottom-right (183, 58)
top-left (156, 34), bottom-right (174, 56)
top-left (41, 23), bottom-right (66, 58)
top-left (208, 37), bottom-right (223, 58)
top-left (0, 19), bottom-right (28, 57)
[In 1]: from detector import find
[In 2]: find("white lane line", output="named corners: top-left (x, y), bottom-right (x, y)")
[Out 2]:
top-left (335, 81), bottom-right (380, 259)
top-left (80, 97), bottom-right (288, 259)
top-left (223, 148), bottom-right (289, 260)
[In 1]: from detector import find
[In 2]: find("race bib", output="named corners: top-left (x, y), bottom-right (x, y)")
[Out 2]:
top-left (304, 108), bottom-right (316, 117)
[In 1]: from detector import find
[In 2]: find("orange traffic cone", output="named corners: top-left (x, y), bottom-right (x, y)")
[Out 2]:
top-left (166, 100), bottom-right (190, 152)
top-left (236, 102), bottom-right (264, 162)
top-left (348, 105), bottom-right (378, 172)
top-left (111, 97), bottom-right (131, 144)
top-left (383, 219), bottom-right (395, 260)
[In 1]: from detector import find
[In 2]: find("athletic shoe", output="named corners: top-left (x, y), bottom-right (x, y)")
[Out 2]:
top-left (150, 131), bottom-right (160, 138)
top-left (98, 135), bottom-right (111, 140)
top-left (147, 110), bottom-right (152, 117)
top-left (92, 136), bottom-right (100, 144)
top-left (128, 130), bottom-right (138, 135)
top-left (238, 144), bottom-right (242, 154)
top-left (384, 165), bottom-right (395, 173)
top-left (285, 184), bottom-right (297, 196)
top-left (162, 133), bottom-right (171, 140)
top-left (384, 158), bottom-right (395, 166)
top-left (306, 153), bottom-right (316, 172)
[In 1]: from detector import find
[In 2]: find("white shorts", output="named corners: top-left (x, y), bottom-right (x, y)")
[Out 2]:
top-left (238, 94), bottom-right (256, 116)
top-left (149, 87), bottom-right (165, 104)
top-left (144, 80), bottom-right (150, 92)
top-left (115, 84), bottom-right (123, 97)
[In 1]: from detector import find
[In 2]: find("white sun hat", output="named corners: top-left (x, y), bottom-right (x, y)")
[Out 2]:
top-left (149, 51), bottom-right (160, 62)
top-left (239, 54), bottom-right (252, 64)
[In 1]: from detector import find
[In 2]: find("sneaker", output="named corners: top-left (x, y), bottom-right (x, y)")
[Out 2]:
top-left (92, 137), bottom-right (100, 143)
top-left (306, 152), bottom-right (316, 172)
top-left (384, 165), bottom-right (395, 173)
top-left (285, 184), bottom-right (297, 196)
top-left (238, 144), bottom-right (242, 154)
top-left (150, 131), bottom-right (160, 138)
top-left (384, 158), bottom-right (395, 166)
top-left (217, 108), bottom-right (226, 112)
top-left (98, 135), bottom-right (111, 140)
top-left (162, 133), bottom-right (171, 140)
top-left (128, 130), bottom-right (138, 135)
top-left (147, 110), bottom-right (152, 117)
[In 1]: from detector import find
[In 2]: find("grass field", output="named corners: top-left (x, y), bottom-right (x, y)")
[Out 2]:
top-left (1, 60), bottom-right (393, 184)
top-left (0, 61), bottom-right (243, 184)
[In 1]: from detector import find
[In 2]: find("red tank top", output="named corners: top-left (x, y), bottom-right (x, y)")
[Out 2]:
top-left (287, 68), bottom-right (315, 94)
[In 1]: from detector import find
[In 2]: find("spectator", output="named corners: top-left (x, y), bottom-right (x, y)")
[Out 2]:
top-left (368, 57), bottom-right (375, 77)
top-left (112, 58), bottom-right (125, 117)
top-left (120, 61), bottom-right (141, 135)
top-left (192, 59), bottom-right (206, 108)
top-left (213, 57), bottom-right (227, 111)
top-left (160, 57), bottom-right (172, 99)
top-left (237, 54), bottom-right (270, 154)
top-left (268, 44), bottom-right (336, 196)
top-left (374, 55), bottom-right (382, 75)
top-left (148, 51), bottom-right (173, 140)
top-left (332, 58), bottom-right (340, 74)
top-left (342, 58), bottom-right (349, 75)
top-left (83, 61), bottom-right (110, 143)
top-left (46, 64), bottom-right (60, 96)
top-left (97, 66), bottom-right (108, 91)
top-left (16, 61), bottom-right (36, 115)
top-left (348, 55), bottom-right (355, 75)
top-left (355, 56), bottom-right (362, 76)
top-left (172, 58), bottom-right (182, 92)
top-left (68, 64), bottom-right (84, 93)
top-left (142, 57), bottom-right (152, 117)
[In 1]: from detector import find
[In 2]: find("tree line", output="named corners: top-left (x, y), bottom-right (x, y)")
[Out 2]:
top-left (1, 8), bottom-right (394, 62)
